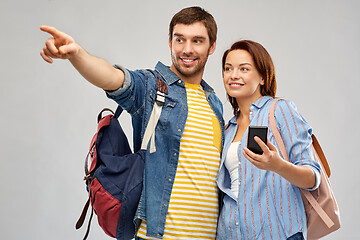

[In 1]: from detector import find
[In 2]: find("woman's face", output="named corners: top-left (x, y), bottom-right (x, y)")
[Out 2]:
top-left (223, 49), bottom-right (264, 103)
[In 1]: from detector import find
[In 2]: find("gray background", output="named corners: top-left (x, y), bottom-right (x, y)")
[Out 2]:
top-left (0, 0), bottom-right (358, 239)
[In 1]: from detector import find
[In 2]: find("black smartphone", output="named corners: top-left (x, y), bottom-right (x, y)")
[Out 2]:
top-left (247, 126), bottom-right (268, 154)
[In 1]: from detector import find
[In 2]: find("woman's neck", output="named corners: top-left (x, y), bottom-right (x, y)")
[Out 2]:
top-left (236, 93), bottom-right (263, 118)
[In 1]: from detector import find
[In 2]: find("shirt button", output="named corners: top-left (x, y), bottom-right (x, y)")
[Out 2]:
top-left (236, 222), bottom-right (239, 226)
top-left (173, 153), bottom-right (177, 156)
top-left (178, 80), bottom-right (181, 84)
top-left (169, 178), bottom-right (172, 182)
top-left (164, 204), bottom-right (167, 207)
top-left (178, 129), bottom-right (181, 132)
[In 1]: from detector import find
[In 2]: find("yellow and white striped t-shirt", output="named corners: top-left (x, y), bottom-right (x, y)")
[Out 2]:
top-left (137, 82), bottom-right (221, 240)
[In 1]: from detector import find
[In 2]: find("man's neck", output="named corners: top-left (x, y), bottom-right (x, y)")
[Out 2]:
top-left (169, 65), bottom-right (203, 85)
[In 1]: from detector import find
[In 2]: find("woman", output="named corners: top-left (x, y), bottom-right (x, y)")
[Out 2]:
top-left (216, 40), bottom-right (321, 240)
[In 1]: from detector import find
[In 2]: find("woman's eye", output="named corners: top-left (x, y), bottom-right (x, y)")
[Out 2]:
top-left (241, 67), bottom-right (249, 72)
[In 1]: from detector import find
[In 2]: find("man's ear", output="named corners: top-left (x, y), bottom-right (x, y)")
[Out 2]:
top-left (168, 38), bottom-right (172, 51)
top-left (209, 41), bottom-right (216, 55)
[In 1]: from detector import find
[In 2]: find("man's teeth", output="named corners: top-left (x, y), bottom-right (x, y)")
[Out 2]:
top-left (182, 59), bottom-right (195, 62)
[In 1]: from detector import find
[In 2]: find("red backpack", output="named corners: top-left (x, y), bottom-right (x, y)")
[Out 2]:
top-left (76, 72), bottom-right (168, 240)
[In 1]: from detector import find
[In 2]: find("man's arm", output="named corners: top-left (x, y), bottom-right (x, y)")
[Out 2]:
top-left (40, 25), bottom-right (124, 91)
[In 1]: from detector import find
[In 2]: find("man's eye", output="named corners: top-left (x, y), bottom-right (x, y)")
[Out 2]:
top-left (176, 38), bottom-right (183, 43)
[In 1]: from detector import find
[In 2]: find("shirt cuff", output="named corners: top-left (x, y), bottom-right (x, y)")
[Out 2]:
top-left (303, 165), bottom-right (321, 191)
top-left (105, 65), bottom-right (131, 98)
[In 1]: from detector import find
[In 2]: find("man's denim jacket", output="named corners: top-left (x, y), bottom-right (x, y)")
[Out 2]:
top-left (106, 61), bottom-right (224, 239)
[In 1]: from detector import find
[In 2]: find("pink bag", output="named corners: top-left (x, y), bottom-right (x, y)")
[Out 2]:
top-left (269, 99), bottom-right (340, 239)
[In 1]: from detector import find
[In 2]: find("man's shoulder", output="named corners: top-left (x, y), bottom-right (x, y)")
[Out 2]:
top-left (154, 62), bottom-right (181, 85)
top-left (200, 79), bottom-right (215, 93)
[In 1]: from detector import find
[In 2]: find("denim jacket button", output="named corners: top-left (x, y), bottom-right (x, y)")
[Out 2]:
top-left (178, 129), bottom-right (181, 132)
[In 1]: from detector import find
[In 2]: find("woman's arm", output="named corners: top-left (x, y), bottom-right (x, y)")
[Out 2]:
top-left (243, 99), bottom-right (320, 190)
top-left (243, 138), bottom-right (317, 189)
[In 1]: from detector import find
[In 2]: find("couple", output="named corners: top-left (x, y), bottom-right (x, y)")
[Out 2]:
top-left (40, 6), bottom-right (320, 240)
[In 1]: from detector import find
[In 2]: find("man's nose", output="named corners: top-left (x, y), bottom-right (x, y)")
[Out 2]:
top-left (183, 41), bottom-right (194, 55)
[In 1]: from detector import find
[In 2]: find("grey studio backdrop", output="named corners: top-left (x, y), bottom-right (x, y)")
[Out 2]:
top-left (0, 0), bottom-right (358, 239)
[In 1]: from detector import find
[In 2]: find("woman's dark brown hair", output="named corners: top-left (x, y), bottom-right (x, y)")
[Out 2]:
top-left (222, 40), bottom-right (277, 116)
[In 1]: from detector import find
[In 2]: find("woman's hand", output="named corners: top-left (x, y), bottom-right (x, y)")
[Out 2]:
top-left (243, 136), bottom-right (284, 172)
top-left (243, 136), bottom-right (316, 189)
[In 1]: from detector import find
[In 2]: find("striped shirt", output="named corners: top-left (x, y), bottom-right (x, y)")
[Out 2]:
top-left (137, 82), bottom-right (221, 239)
top-left (216, 96), bottom-right (321, 240)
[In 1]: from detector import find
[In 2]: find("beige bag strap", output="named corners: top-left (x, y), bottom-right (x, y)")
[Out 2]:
top-left (141, 75), bottom-right (168, 153)
top-left (141, 91), bottom-right (165, 153)
top-left (269, 99), bottom-right (335, 228)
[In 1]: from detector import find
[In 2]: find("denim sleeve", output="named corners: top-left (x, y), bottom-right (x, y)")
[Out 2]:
top-left (274, 100), bottom-right (321, 191)
top-left (105, 65), bottom-right (147, 116)
top-left (106, 65), bottom-right (132, 97)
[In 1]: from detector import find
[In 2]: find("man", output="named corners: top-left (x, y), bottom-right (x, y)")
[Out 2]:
top-left (40, 6), bottom-right (224, 240)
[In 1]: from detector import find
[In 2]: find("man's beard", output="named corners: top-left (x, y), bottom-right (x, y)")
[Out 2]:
top-left (171, 51), bottom-right (210, 79)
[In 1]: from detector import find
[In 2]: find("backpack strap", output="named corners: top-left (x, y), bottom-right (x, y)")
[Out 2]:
top-left (311, 134), bottom-right (331, 177)
top-left (141, 71), bottom-right (167, 153)
top-left (113, 105), bottom-right (123, 119)
top-left (269, 98), bottom-right (335, 228)
top-left (75, 198), bottom-right (94, 240)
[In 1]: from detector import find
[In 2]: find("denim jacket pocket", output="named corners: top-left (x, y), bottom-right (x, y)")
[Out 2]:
top-left (148, 90), bottom-right (177, 131)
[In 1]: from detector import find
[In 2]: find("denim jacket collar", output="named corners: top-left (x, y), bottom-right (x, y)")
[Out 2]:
top-left (155, 61), bottom-right (180, 85)
top-left (155, 61), bottom-right (215, 94)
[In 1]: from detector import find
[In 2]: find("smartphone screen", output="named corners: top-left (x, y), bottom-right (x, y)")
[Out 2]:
top-left (247, 126), bottom-right (268, 154)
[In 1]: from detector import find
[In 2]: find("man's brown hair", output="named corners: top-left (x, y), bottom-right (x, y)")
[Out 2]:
top-left (169, 6), bottom-right (217, 47)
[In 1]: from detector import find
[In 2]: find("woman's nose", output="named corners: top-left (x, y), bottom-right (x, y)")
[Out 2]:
top-left (231, 69), bottom-right (240, 79)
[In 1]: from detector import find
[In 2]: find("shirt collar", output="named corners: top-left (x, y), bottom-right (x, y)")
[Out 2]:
top-left (227, 95), bottom-right (273, 126)
top-left (252, 95), bottom-right (272, 109)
